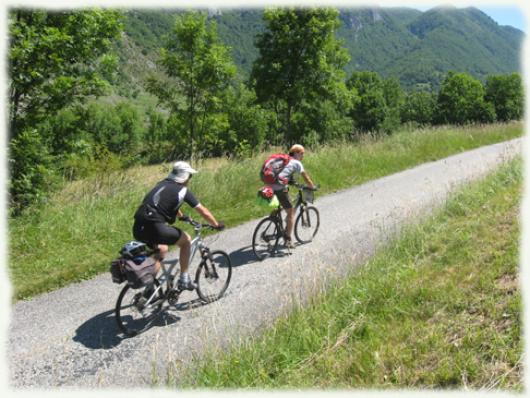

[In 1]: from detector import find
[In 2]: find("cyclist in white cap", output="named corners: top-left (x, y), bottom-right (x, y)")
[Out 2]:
top-left (133, 161), bottom-right (224, 291)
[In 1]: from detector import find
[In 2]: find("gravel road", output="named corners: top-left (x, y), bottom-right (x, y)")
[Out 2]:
top-left (7, 139), bottom-right (522, 389)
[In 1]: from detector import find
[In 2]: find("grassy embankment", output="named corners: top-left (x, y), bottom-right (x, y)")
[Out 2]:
top-left (176, 157), bottom-right (523, 390)
top-left (9, 122), bottom-right (522, 300)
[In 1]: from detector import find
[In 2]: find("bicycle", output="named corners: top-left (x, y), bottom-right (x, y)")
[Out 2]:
top-left (252, 182), bottom-right (320, 261)
top-left (115, 219), bottom-right (232, 337)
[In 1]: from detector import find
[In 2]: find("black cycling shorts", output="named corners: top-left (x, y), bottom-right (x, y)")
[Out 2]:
top-left (133, 220), bottom-right (182, 246)
top-left (274, 189), bottom-right (292, 209)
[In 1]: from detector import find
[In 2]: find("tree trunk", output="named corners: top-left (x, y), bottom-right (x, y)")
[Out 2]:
top-left (10, 94), bottom-right (20, 140)
top-left (285, 101), bottom-right (292, 145)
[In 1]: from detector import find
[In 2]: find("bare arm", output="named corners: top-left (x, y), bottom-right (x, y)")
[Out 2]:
top-left (301, 171), bottom-right (315, 189)
top-left (194, 204), bottom-right (221, 227)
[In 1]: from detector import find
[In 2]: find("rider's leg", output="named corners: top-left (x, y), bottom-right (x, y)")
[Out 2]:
top-left (176, 231), bottom-right (196, 290)
top-left (142, 244), bottom-right (167, 300)
top-left (285, 207), bottom-right (295, 241)
top-left (154, 244), bottom-right (168, 274)
top-left (176, 231), bottom-right (191, 274)
top-left (275, 189), bottom-right (293, 242)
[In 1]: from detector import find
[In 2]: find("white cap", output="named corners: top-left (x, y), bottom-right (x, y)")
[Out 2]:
top-left (167, 161), bottom-right (198, 183)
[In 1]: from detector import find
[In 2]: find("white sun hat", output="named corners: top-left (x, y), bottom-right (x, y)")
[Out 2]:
top-left (168, 161), bottom-right (198, 183)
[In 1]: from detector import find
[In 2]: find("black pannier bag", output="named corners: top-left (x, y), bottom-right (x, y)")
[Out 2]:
top-left (110, 258), bottom-right (127, 284)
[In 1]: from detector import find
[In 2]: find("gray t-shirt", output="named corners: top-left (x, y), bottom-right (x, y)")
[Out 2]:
top-left (270, 159), bottom-right (304, 191)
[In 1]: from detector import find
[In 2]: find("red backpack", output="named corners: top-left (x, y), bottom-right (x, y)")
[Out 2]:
top-left (260, 153), bottom-right (291, 185)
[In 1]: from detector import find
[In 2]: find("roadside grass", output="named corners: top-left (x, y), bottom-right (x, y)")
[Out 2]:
top-left (177, 157), bottom-right (523, 390)
top-left (8, 122), bottom-right (522, 300)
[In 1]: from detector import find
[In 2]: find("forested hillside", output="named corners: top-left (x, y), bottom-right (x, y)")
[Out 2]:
top-left (122, 6), bottom-right (524, 89)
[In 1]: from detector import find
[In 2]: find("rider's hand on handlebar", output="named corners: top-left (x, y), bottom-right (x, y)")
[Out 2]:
top-left (179, 214), bottom-right (191, 222)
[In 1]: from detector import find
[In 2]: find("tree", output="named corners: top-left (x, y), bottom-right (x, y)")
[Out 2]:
top-left (114, 102), bottom-right (143, 155)
top-left (8, 9), bottom-right (123, 138)
top-left (143, 108), bottom-right (171, 163)
top-left (148, 11), bottom-right (236, 160)
top-left (222, 83), bottom-right (273, 156)
top-left (381, 77), bottom-right (405, 132)
top-left (251, 7), bottom-right (350, 143)
top-left (436, 71), bottom-right (495, 124)
top-left (8, 9), bottom-right (123, 213)
top-left (347, 71), bottom-right (404, 134)
top-left (401, 90), bottom-right (436, 125)
top-left (485, 73), bottom-right (524, 122)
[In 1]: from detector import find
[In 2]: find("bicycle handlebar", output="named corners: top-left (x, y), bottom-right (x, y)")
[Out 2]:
top-left (291, 182), bottom-right (319, 191)
top-left (181, 217), bottom-right (225, 231)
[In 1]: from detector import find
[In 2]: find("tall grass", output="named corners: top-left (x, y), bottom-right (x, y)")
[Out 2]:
top-left (177, 157), bottom-right (523, 390)
top-left (8, 122), bottom-right (523, 300)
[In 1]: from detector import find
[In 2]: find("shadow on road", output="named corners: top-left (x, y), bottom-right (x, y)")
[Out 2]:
top-left (73, 309), bottom-right (126, 349)
top-left (229, 244), bottom-right (292, 267)
top-left (73, 295), bottom-right (217, 349)
top-left (229, 245), bottom-right (260, 267)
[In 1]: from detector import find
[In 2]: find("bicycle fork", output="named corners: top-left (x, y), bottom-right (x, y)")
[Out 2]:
top-left (299, 207), bottom-right (312, 228)
top-left (200, 247), bottom-right (219, 281)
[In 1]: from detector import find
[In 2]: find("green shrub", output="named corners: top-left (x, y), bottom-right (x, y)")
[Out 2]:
top-left (401, 90), bottom-right (436, 125)
top-left (9, 129), bottom-right (58, 215)
top-left (485, 73), bottom-right (524, 122)
top-left (347, 71), bottom-right (404, 134)
top-left (436, 71), bottom-right (496, 124)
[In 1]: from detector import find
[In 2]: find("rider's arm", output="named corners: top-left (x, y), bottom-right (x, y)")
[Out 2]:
top-left (194, 204), bottom-right (222, 228)
top-left (301, 171), bottom-right (315, 189)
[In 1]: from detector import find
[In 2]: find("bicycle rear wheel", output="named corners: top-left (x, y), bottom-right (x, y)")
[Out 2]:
top-left (115, 279), bottom-right (165, 337)
top-left (252, 217), bottom-right (280, 261)
top-left (294, 206), bottom-right (320, 243)
top-left (196, 250), bottom-right (232, 303)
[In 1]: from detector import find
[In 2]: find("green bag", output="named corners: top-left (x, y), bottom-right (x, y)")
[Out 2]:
top-left (256, 194), bottom-right (279, 208)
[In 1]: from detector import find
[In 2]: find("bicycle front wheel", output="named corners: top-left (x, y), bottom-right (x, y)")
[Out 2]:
top-left (115, 279), bottom-right (165, 337)
top-left (295, 206), bottom-right (320, 244)
top-left (196, 250), bottom-right (232, 303)
top-left (252, 217), bottom-right (280, 261)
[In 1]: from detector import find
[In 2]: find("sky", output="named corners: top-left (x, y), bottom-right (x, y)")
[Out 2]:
top-left (413, 4), bottom-right (526, 32)
top-left (474, 6), bottom-right (526, 31)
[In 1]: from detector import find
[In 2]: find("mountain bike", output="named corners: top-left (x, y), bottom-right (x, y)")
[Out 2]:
top-left (252, 183), bottom-right (320, 261)
top-left (115, 219), bottom-right (232, 337)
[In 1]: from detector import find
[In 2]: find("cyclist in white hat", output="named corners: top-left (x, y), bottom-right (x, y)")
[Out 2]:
top-left (133, 160), bottom-right (224, 291)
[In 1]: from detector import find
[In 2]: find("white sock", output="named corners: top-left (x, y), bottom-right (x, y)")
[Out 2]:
top-left (179, 272), bottom-right (190, 281)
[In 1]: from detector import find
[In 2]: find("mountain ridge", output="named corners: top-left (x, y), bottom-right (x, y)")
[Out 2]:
top-left (120, 6), bottom-right (524, 91)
